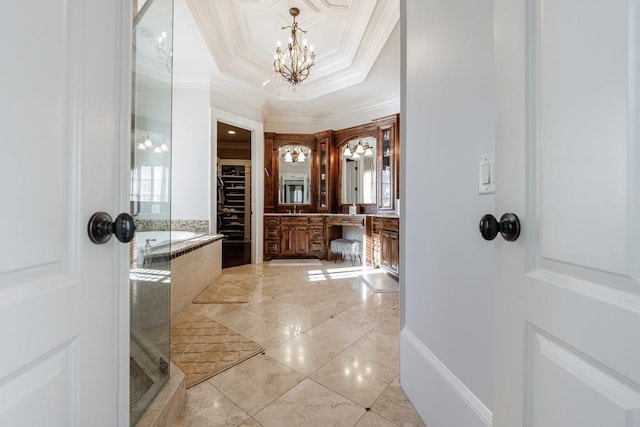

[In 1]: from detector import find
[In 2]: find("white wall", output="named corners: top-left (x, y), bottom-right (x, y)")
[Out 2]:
top-left (400, 1), bottom-right (495, 426)
top-left (171, 87), bottom-right (211, 220)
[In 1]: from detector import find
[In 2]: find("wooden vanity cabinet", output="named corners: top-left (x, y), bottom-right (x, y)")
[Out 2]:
top-left (370, 216), bottom-right (399, 277)
top-left (264, 215), bottom-right (325, 260)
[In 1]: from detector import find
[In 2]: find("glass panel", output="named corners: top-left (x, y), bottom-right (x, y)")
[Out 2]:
top-left (319, 142), bottom-right (328, 208)
top-left (278, 145), bottom-right (312, 205)
top-left (380, 129), bottom-right (392, 208)
top-left (130, 0), bottom-right (173, 424)
top-left (341, 137), bottom-right (377, 204)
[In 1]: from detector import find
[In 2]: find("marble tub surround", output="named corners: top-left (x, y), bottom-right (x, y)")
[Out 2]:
top-left (134, 219), bottom-right (210, 233)
top-left (134, 362), bottom-right (186, 427)
top-left (170, 237), bottom-right (223, 320)
top-left (172, 261), bottom-right (424, 426)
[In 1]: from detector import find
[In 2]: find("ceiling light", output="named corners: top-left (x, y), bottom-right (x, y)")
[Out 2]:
top-left (273, 8), bottom-right (316, 87)
top-left (228, 130), bottom-right (236, 135)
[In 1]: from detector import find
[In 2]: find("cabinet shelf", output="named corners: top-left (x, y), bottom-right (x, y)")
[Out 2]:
top-left (218, 160), bottom-right (251, 240)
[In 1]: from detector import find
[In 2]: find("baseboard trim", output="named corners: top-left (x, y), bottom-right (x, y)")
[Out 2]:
top-left (400, 328), bottom-right (492, 427)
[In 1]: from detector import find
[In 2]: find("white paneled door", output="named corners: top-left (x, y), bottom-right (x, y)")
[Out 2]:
top-left (0, 1), bottom-right (129, 426)
top-left (494, 0), bottom-right (640, 426)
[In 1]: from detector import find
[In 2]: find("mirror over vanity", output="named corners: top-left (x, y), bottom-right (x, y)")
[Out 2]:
top-left (278, 145), bottom-right (311, 205)
top-left (340, 136), bottom-right (377, 205)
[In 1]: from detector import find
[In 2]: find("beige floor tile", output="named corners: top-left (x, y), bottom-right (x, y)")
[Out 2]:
top-left (174, 302), bottom-right (240, 322)
top-left (173, 382), bottom-right (250, 426)
top-left (355, 411), bottom-right (397, 426)
top-left (371, 377), bottom-right (426, 426)
top-left (275, 305), bottom-right (334, 333)
top-left (214, 307), bottom-right (268, 332)
top-left (310, 351), bottom-right (397, 407)
top-left (209, 354), bottom-right (304, 415)
top-left (266, 333), bottom-right (342, 375)
top-left (371, 377), bottom-right (425, 427)
top-left (244, 298), bottom-right (301, 317)
top-left (347, 328), bottom-right (399, 371)
top-left (240, 318), bottom-right (301, 349)
top-left (333, 299), bottom-right (396, 331)
top-left (306, 318), bottom-right (371, 350)
top-left (238, 418), bottom-right (262, 427)
top-left (254, 378), bottom-right (366, 427)
top-left (373, 315), bottom-right (400, 337)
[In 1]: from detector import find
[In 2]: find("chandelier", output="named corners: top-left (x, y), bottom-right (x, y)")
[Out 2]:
top-left (281, 146), bottom-right (308, 163)
top-left (273, 8), bottom-right (316, 86)
top-left (343, 140), bottom-right (374, 159)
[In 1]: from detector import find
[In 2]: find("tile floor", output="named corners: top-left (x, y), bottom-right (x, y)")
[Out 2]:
top-left (172, 261), bottom-right (424, 427)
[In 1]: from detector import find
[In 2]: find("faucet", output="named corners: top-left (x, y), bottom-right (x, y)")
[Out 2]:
top-left (293, 204), bottom-right (297, 214)
top-left (145, 238), bottom-right (156, 249)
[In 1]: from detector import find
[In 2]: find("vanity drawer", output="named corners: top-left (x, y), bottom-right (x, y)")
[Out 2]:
top-left (265, 240), bottom-right (280, 255)
top-left (309, 226), bottom-right (324, 240)
top-left (381, 217), bottom-right (399, 231)
top-left (309, 216), bottom-right (324, 225)
top-left (330, 216), bottom-right (365, 227)
top-left (265, 217), bottom-right (281, 226)
top-left (265, 226), bottom-right (280, 239)
top-left (281, 216), bottom-right (309, 226)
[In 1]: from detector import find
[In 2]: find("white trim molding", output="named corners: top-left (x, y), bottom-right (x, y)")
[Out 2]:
top-left (400, 328), bottom-right (492, 427)
top-left (210, 108), bottom-right (264, 264)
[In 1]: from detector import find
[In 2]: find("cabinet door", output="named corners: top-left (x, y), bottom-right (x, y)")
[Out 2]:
top-left (293, 226), bottom-right (310, 255)
top-left (281, 226), bottom-right (309, 255)
top-left (380, 230), bottom-right (391, 269)
top-left (388, 231), bottom-right (399, 275)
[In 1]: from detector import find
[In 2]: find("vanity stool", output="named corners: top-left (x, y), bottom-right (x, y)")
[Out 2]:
top-left (330, 239), bottom-right (362, 266)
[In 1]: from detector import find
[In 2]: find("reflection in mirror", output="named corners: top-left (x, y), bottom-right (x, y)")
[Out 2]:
top-left (278, 146), bottom-right (312, 204)
top-left (341, 137), bottom-right (376, 204)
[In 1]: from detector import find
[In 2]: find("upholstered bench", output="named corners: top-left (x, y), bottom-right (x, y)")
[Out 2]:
top-left (330, 238), bottom-right (362, 265)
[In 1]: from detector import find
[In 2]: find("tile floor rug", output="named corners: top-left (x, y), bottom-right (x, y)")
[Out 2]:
top-left (171, 315), bottom-right (264, 388)
top-left (193, 273), bottom-right (261, 303)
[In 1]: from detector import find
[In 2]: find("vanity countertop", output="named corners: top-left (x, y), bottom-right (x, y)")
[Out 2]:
top-left (264, 213), bottom-right (367, 217)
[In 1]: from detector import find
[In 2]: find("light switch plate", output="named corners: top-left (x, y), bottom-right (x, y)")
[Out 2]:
top-left (478, 153), bottom-right (495, 195)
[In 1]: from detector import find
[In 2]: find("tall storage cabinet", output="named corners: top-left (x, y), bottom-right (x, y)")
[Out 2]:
top-left (217, 160), bottom-right (251, 240)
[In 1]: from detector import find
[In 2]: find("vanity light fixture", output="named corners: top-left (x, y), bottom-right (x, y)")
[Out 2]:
top-left (281, 146), bottom-right (308, 163)
top-left (273, 7), bottom-right (316, 87)
top-left (136, 134), bottom-right (169, 153)
top-left (343, 140), bottom-right (374, 158)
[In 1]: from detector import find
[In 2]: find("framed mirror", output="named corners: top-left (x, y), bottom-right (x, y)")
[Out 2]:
top-left (278, 145), bottom-right (312, 205)
top-left (341, 137), bottom-right (376, 204)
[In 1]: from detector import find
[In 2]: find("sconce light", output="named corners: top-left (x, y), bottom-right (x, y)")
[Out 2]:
top-left (343, 140), bottom-right (374, 158)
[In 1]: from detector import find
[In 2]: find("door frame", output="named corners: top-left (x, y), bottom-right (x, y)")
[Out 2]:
top-left (211, 109), bottom-right (265, 264)
top-left (117, 1), bottom-right (133, 425)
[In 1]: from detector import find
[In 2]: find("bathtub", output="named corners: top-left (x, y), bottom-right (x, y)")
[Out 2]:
top-left (131, 230), bottom-right (224, 319)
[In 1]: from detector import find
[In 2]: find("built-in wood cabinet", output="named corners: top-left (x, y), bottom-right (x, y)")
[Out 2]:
top-left (370, 216), bottom-right (399, 277)
top-left (264, 215), bottom-right (325, 260)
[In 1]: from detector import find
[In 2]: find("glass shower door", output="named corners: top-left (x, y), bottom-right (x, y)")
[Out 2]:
top-left (129, 0), bottom-right (173, 424)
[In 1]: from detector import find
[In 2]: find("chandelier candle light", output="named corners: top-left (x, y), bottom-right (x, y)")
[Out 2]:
top-left (274, 7), bottom-right (316, 86)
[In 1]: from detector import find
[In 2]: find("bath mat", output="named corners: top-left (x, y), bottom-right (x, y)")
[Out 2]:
top-left (193, 273), bottom-right (260, 304)
top-left (360, 270), bottom-right (399, 293)
top-left (267, 259), bottom-right (322, 266)
top-left (170, 315), bottom-right (264, 388)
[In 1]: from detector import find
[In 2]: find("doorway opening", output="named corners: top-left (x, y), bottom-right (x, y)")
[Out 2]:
top-left (217, 121), bottom-right (252, 268)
